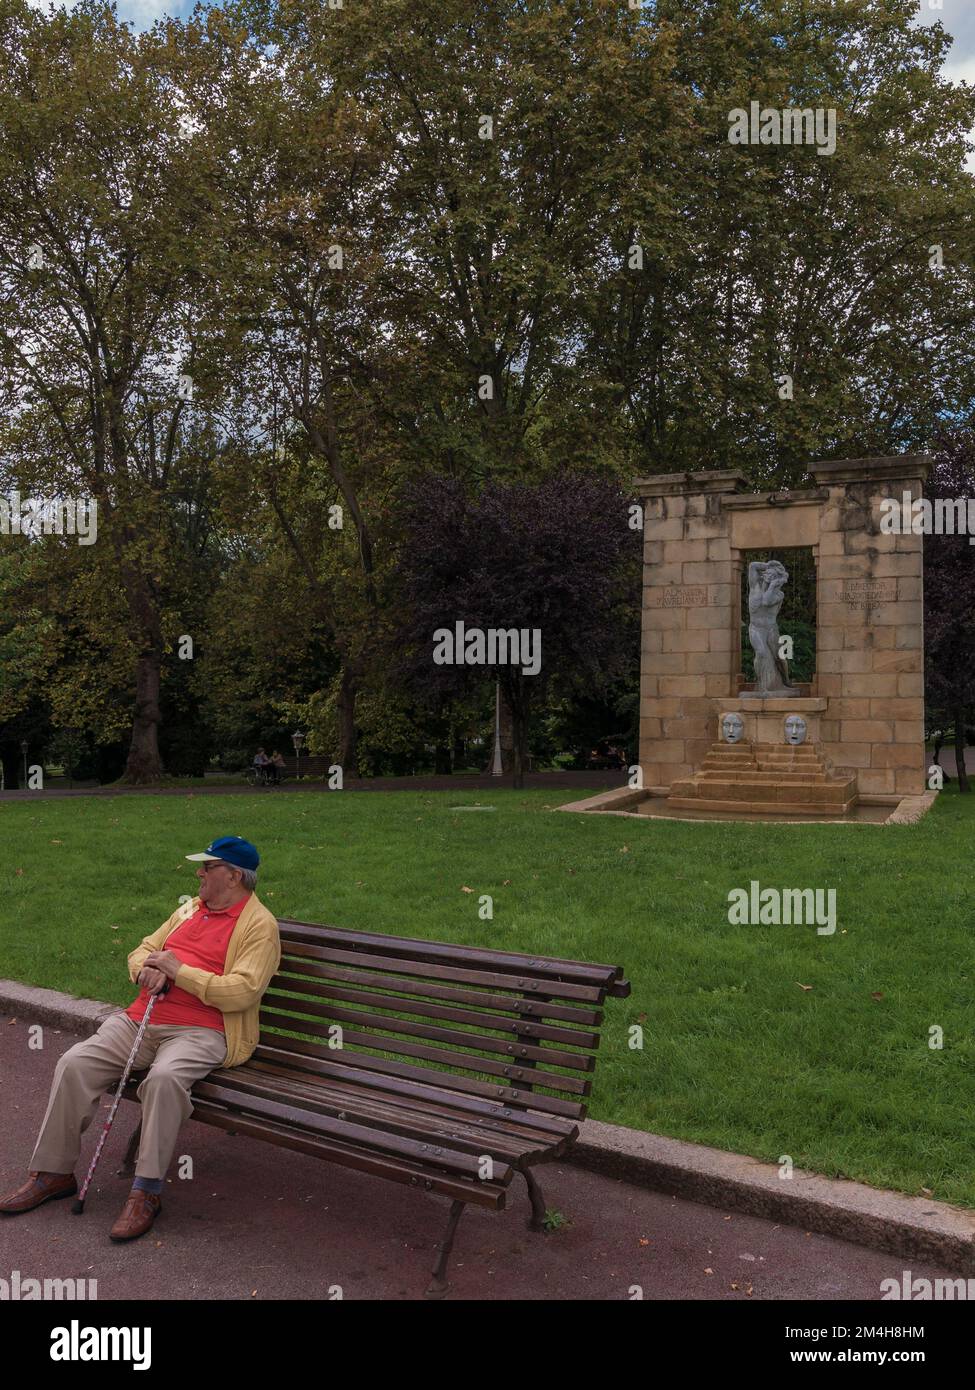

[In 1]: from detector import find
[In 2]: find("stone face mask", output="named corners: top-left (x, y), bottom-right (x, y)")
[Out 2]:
top-left (722, 714), bottom-right (744, 744)
top-left (784, 716), bottom-right (807, 745)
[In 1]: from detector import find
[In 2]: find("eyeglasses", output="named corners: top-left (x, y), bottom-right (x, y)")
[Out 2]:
top-left (200, 861), bottom-right (230, 873)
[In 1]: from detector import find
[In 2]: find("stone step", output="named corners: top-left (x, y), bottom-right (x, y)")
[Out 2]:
top-left (696, 771), bottom-right (829, 784)
top-left (671, 778), bottom-right (855, 804)
top-left (666, 795), bottom-right (857, 818)
top-left (753, 757), bottom-right (821, 765)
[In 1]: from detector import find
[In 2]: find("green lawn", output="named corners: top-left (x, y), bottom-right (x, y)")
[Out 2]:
top-left (1, 786), bottom-right (972, 1206)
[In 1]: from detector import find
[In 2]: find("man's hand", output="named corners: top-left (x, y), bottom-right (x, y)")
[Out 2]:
top-left (137, 965), bottom-right (168, 995)
top-left (144, 950), bottom-right (181, 982)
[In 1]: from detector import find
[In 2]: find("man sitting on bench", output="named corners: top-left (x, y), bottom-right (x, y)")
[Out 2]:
top-left (0, 836), bottom-right (280, 1242)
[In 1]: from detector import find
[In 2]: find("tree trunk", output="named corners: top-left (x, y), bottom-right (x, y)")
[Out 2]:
top-left (337, 664), bottom-right (359, 777)
top-left (509, 679), bottom-right (530, 790)
top-left (0, 744), bottom-right (21, 790)
top-left (954, 706), bottom-right (969, 793)
top-left (123, 649), bottom-right (163, 784)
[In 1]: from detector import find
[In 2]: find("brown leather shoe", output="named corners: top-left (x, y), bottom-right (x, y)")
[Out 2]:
top-left (0, 1170), bottom-right (77, 1214)
top-left (109, 1189), bottom-right (162, 1242)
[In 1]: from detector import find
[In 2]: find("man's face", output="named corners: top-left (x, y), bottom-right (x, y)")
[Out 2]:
top-left (196, 860), bottom-right (240, 902)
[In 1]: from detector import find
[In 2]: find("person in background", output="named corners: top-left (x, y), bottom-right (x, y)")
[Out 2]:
top-left (268, 751), bottom-right (286, 785)
top-left (252, 748), bottom-right (269, 784)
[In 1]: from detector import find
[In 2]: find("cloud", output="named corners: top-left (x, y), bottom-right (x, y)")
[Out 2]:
top-left (24, 0), bottom-right (191, 27)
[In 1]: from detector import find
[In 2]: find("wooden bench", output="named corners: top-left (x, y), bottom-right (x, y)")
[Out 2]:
top-left (117, 920), bottom-right (630, 1296)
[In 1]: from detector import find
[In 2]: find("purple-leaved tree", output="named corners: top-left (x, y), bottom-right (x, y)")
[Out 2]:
top-left (397, 474), bottom-right (640, 788)
top-left (924, 433), bottom-right (975, 793)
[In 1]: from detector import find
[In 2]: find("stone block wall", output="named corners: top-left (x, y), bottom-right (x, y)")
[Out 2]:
top-left (636, 457), bottom-right (930, 799)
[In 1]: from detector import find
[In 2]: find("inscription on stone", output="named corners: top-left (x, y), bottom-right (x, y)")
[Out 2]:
top-left (653, 585), bottom-right (709, 608)
top-left (842, 578), bottom-right (896, 608)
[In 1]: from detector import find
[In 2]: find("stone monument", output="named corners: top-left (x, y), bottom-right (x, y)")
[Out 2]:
top-left (633, 455), bottom-right (930, 816)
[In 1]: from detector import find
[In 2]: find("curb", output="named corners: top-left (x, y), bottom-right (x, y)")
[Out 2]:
top-left (0, 979), bottom-right (117, 1035)
top-left (572, 1120), bottom-right (975, 1276)
top-left (2, 978), bottom-right (972, 1275)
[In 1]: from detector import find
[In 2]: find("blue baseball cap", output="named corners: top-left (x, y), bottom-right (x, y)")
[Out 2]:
top-left (186, 836), bottom-right (260, 870)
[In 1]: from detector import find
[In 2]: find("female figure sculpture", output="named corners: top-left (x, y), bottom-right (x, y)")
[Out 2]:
top-left (745, 559), bottom-right (799, 697)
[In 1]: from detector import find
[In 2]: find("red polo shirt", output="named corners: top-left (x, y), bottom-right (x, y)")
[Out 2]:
top-left (126, 894), bottom-right (252, 1031)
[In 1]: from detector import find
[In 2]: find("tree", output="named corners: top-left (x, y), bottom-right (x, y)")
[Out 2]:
top-left (397, 472), bottom-right (638, 787)
top-left (581, 0), bottom-right (975, 483)
top-left (924, 432), bottom-right (975, 794)
top-left (0, 1), bottom-right (226, 780)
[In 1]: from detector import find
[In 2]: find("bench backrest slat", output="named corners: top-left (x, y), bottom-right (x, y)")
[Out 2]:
top-left (273, 958), bottom-right (604, 1027)
top-left (266, 975), bottom-right (601, 1049)
top-left (279, 940), bottom-right (607, 1003)
top-left (262, 922), bottom-right (631, 1122)
top-left (262, 996), bottom-right (595, 1071)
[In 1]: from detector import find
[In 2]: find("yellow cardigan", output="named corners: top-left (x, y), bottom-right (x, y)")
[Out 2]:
top-left (126, 892), bottom-right (281, 1068)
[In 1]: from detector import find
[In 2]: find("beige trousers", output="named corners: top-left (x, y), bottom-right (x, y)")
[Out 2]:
top-left (29, 1009), bottom-right (228, 1181)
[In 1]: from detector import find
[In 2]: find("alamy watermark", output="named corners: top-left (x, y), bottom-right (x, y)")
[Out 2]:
top-left (879, 492), bottom-right (975, 544)
top-left (1, 1269), bottom-right (97, 1299)
top-left (728, 102), bottom-right (837, 156)
top-left (882, 1270), bottom-right (975, 1300)
top-left (432, 622), bottom-right (541, 676)
top-left (728, 880), bottom-right (836, 935)
top-left (0, 492), bottom-right (97, 545)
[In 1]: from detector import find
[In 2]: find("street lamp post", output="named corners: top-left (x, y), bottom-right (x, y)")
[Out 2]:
top-left (490, 682), bottom-right (503, 777)
top-left (20, 739), bottom-right (28, 789)
top-left (292, 729), bottom-right (305, 782)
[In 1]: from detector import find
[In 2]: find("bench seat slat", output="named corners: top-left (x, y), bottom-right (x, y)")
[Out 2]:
top-left (248, 1045), bottom-right (582, 1133)
top-left (210, 1069), bottom-right (563, 1164)
top-left (254, 1035), bottom-right (588, 1119)
top-left (239, 1059), bottom-right (575, 1149)
top-left (191, 1079), bottom-right (513, 1184)
top-left (186, 1103), bottom-right (507, 1209)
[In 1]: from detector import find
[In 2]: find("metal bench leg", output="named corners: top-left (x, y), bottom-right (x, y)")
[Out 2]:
top-left (522, 1165), bottom-right (547, 1231)
top-left (116, 1119), bottom-right (142, 1178)
top-left (425, 1200), bottom-right (466, 1300)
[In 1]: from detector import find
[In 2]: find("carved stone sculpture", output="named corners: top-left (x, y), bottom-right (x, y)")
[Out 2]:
top-left (721, 712), bottom-right (745, 744)
top-left (784, 714), bottom-right (807, 745)
top-left (744, 559), bottom-right (799, 697)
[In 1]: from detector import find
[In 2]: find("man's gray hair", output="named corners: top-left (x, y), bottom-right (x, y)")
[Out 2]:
top-left (233, 866), bottom-right (258, 892)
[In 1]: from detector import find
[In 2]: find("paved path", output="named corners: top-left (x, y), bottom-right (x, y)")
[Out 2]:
top-left (0, 1014), bottom-right (955, 1301)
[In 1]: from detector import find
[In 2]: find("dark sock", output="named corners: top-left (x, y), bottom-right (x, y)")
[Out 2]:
top-left (133, 1176), bottom-right (163, 1196)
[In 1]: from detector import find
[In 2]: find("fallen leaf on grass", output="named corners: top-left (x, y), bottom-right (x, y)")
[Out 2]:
top-left (796, 982), bottom-right (813, 991)
top-left (870, 991), bottom-right (884, 1001)
top-left (460, 886), bottom-right (474, 894)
